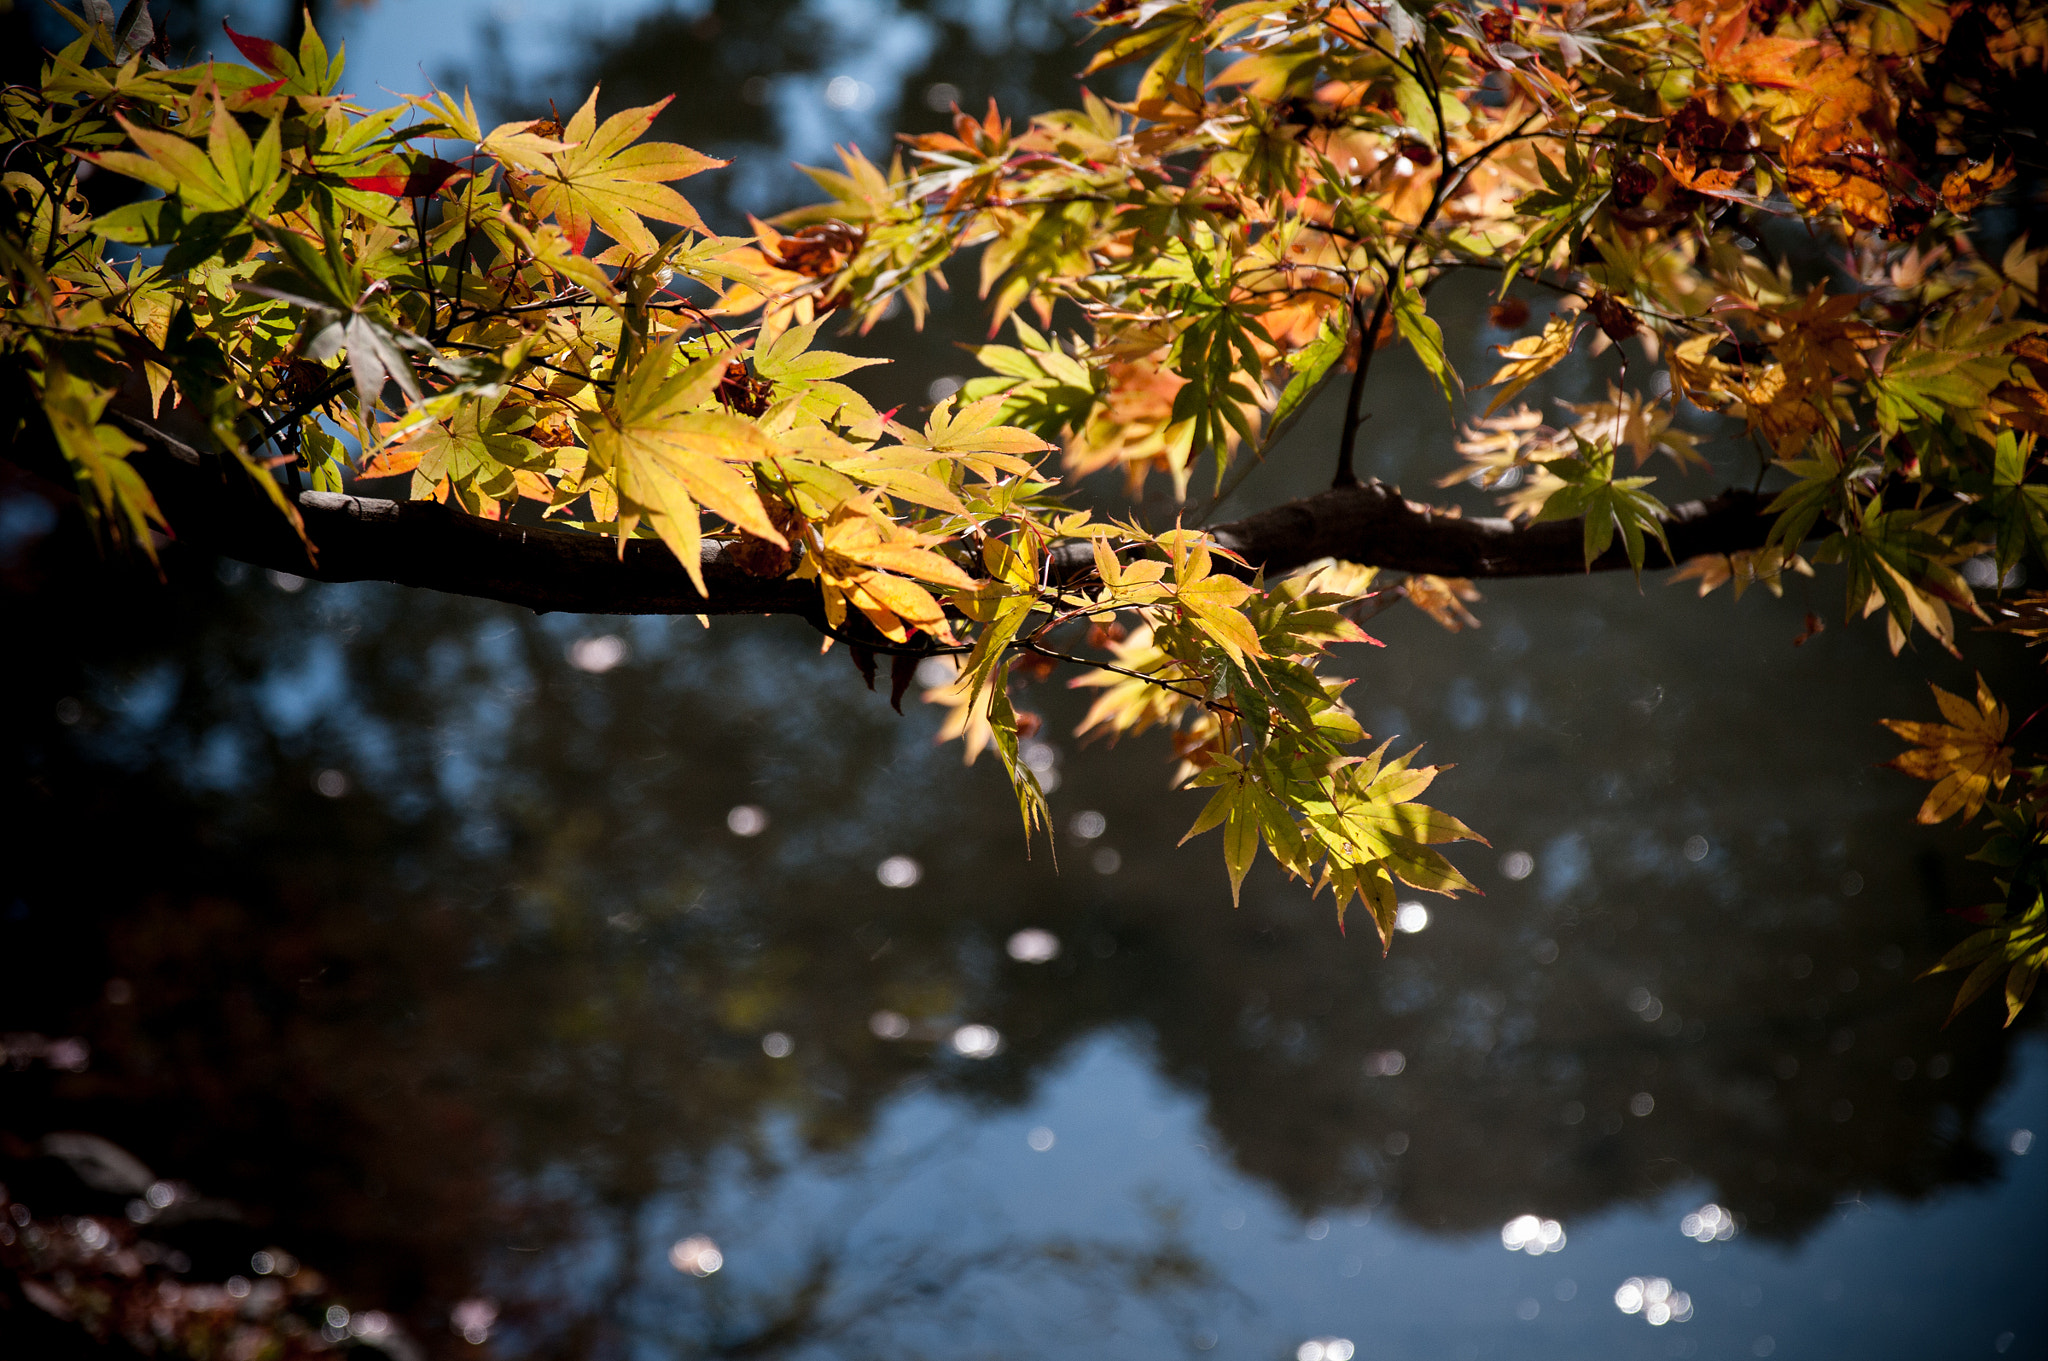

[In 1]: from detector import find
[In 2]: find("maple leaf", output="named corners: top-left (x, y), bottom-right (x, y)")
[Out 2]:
top-left (497, 89), bottom-right (725, 255)
top-left (1669, 548), bottom-right (1812, 600)
top-left (343, 155), bottom-right (467, 200)
top-left (1299, 742), bottom-right (1487, 947)
top-left (1178, 755), bottom-right (1273, 908)
top-left (1881, 675), bottom-right (2013, 824)
top-left (581, 339), bottom-right (786, 593)
top-left (749, 315), bottom-right (886, 427)
top-left (923, 656), bottom-right (1000, 765)
top-left (1656, 147), bottom-right (1753, 204)
top-left (1557, 387), bottom-right (1709, 472)
top-left (1710, 32), bottom-right (1813, 86)
top-left (795, 504), bottom-right (976, 644)
top-left (375, 395), bottom-right (548, 515)
top-left (1159, 529), bottom-right (1266, 670)
top-left (1401, 575), bottom-right (1482, 631)
top-left (1983, 431), bottom-right (2048, 575)
top-left (1442, 406), bottom-right (1559, 490)
top-left (86, 99), bottom-right (285, 221)
top-left (1071, 624), bottom-right (1202, 746)
top-left (1531, 439), bottom-right (1671, 575)
top-left (1941, 158), bottom-right (2015, 216)
top-left (892, 394), bottom-right (1055, 481)
top-left (38, 364), bottom-right (168, 561)
top-left (1482, 313), bottom-right (1582, 416)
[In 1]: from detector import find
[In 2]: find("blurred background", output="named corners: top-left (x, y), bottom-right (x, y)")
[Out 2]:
top-left (2, 2), bottom-right (2044, 1358)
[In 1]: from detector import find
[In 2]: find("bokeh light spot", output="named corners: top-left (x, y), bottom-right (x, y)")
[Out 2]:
top-left (669, 1235), bottom-right (723, 1277)
top-left (877, 855), bottom-right (922, 888)
top-left (1006, 929), bottom-right (1060, 963)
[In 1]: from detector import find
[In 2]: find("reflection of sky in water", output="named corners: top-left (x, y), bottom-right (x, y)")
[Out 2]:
top-left (498, 1032), bottom-right (2047, 1358)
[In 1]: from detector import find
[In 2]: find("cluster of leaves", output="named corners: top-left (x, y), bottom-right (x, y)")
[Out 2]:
top-left (800, 0), bottom-right (2046, 613)
top-left (766, 0), bottom-right (2048, 1002)
top-left (1885, 673), bottom-right (2046, 1026)
top-left (6, 0), bottom-right (2047, 981)
top-left (0, 7), bottom-right (1482, 946)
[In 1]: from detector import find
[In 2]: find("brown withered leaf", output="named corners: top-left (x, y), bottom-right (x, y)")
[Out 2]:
top-left (1401, 575), bottom-right (1483, 631)
top-left (772, 221), bottom-right (865, 276)
top-left (1488, 296), bottom-right (1530, 330)
top-left (889, 651), bottom-right (919, 714)
top-left (1590, 290), bottom-right (1640, 344)
top-left (714, 360), bottom-right (774, 418)
top-left (1012, 651), bottom-right (1060, 683)
top-left (1611, 158), bottom-right (1657, 210)
top-left (1941, 157), bottom-right (2016, 216)
top-left (1880, 675), bottom-right (2013, 824)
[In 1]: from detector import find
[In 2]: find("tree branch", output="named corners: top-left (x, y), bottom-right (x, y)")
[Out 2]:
top-left (115, 417), bottom-right (823, 619)
top-left (60, 416), bottom-right (1782, 621)
top-left (1207, 480), bottom-right (1780, 579)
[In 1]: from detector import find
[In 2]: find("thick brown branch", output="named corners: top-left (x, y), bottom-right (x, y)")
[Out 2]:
top-left (63, 417), bottom-right (1781, 620)
top-left (117, 418), bottom-right (821, 619)
top-left (1207, 480), bottom-right (1780, 579)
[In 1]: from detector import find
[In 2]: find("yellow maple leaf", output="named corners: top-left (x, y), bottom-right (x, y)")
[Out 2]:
top-left (1668, 548), bottom-right (1811, 599)
top-left (501, 88), bottom-right (725, 255)
top-left (583, 339), bottom-right (786, 594)
top-left (1880, 675), bottom-right (2013, 824)
top-left (1158, 529), bottom-right (1266, 669)
top-left (796, 505), bottom-right (976, 645)
top-left (1482, 313), bottom-right (1581, 415)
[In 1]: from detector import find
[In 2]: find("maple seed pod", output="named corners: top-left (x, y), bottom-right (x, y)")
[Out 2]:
top-left (1590, 290), bottom-right (1639, 344)
top-left (773, 221), bottom-right (865, 277)
top-left (730, 496), bottom-right (804, 578)
top-left (1012, 652), bottom-right (1059, 684)
top-left (715, 361), bottom-right (774, 418)
top-left (1610, 158), bottom-right (1658, 211)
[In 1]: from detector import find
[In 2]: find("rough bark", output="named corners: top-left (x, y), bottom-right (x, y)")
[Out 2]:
top-left (1206, 480), bottom-right (1777, 580)
top-left (75, 414), bottom-right (1781, 621)
top-left (115, 414), bottom-right (823, 620)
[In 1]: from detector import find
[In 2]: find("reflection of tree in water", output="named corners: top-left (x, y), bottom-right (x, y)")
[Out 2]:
top-left (1, 510), bottom-right (2033, 1355)
top-left (512, 1151), bottom-right (1218, 1359)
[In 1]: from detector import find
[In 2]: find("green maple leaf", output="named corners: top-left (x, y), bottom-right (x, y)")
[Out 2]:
top-left (1534, 437), bottom-right (1671, 575)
